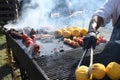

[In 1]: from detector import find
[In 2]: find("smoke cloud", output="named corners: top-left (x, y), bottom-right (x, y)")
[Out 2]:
top-left (5, 0), bottom-right (105, 30)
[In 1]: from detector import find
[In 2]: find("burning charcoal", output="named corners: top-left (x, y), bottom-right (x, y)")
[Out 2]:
top-left (41, 55), bottom-right (44, 58)
top-left (59, 49), bottom-right (64, 52)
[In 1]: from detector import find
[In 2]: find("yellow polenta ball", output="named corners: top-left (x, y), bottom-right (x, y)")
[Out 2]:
top-left (67, 27), bottom-right (73, 33)
top-left (92, 63), bottom-right (106, 79)
top-left (80, 28), bottom-right (88, 36)
top-left (72, 29), bottom-right (80, 37)
top-left (106, 62), bottom-right (120, 80)
top-left (54, 29), bottom-right (62, 37)
top-left (63, 31), bottom-right (71, 38)
top-left (61, 28), bottom-right (66, 33)
top-left (75, 65), bottom-right (90, 80)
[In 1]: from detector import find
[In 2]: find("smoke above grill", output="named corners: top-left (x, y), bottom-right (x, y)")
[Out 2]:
top-left (4, 0), bottom-right (105, 30)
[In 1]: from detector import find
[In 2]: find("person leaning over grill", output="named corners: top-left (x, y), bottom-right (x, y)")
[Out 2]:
top-left (83, 0), bottom-right (120, 49)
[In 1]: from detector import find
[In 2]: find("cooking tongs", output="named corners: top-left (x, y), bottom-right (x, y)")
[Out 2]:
top-left (77, 46), bottom-right (94, 79)
top-left (77, 49), bottom-right (88, 68)
top-left (87, 46), bottom-right (93, 78)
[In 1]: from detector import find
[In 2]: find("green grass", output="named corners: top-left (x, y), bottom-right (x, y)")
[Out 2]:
top-left (0, 31), bottom-right (22, 80)
top-left (0, 33), bottom-right (12, 80)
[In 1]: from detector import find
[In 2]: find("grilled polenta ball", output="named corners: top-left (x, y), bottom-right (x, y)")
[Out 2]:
top-left (106, 62), bottom-right (120, 80)
top-left (54, 29), bottom-right (63, 37)
top-left (63, 30), bottom-right (71, 38)
top-left (92, 63), bottom-right (106, 79)
top-left (80, 28), bottom-right (88, 36)
top-left (75, 65), bottom-right (92, 80)
top-left (72, 29), bottom-right (80, 37)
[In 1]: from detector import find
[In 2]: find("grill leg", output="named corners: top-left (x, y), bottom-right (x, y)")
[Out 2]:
top-left (6, 44), bottom-right (16, 80)
top-left (19, 67), bottom-right (30, 80)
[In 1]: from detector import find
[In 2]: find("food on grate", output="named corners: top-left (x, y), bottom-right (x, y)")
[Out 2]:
top-left (30, 28), bottom-right (38, 35)
top-left (73, 37), bottom-right (83, 45)
top-left (72, 29), bottom-right (80, 37)
top-left (66, 27), bottom-right (73, 33)
top-left (69, 40), bottom-right (76, 46)
top-left (75, 65), bottom-right (92, 80)
top-left (64, 38), bottom-right (80, 48)
top-left (21, 33), bottom-right (28, 40)
top-left (25, 39), bottom-right (33, 47)
top-left (63, 30), bottom-right (71, 38)
top-left (54, 29), bottom-right (63, 37)
top-left (32, 43), bottom-right (40, 53)
top-left (106, 62), bottom-right (120, 80)
top-left (61, 28), bottom-right (66, 32)
top-left (92, 63), bottom-right (106, 79)
top-left (30, 34), bottom-right (36, 40)
top-left (64, 38), bottom-right (71, 44)
top-left (96, 35), bottom-right (107, 45)
top-left (80, 28), bottom-right (88, 36)
top-left (73, 42), bottom-right (80, 47)
top-left (7, 28), bottom-right (22, 38)
top-left (21, 33), bottom-right (40, 53)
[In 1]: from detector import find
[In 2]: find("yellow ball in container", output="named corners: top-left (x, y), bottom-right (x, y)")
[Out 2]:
top-left (106, 62), bottom-right (120, 80)
top-left (75, 65), bottom-right (92, 80)
top-left (92, 63), bottom-right (106, 80)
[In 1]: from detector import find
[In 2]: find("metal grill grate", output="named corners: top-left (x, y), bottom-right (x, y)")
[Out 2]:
top-left (34, 41), bottom-right (120, 80)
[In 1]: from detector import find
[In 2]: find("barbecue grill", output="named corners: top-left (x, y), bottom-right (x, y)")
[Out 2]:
top-left (5, 28), bottom-right (120, 80)
top-left (0, 0), bottom-right (120, 80)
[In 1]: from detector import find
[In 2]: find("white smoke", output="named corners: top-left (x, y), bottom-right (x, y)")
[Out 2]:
top-left (5, 0), bottom-right (105, 29)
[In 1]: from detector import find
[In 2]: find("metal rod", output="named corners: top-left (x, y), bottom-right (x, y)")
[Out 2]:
top-left (77, 49), bottom-right (88, 68)
top-left (87, 46), bottom-right (93, 79)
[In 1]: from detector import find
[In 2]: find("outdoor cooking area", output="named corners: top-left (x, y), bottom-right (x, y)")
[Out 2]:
top-left (0, 0), bottom-right (120, 80)
top-left (5, 25), bottom-right (120, 80)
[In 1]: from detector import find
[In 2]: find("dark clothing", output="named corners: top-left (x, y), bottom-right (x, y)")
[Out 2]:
top-left (110, 15), bottom-right (120, 41)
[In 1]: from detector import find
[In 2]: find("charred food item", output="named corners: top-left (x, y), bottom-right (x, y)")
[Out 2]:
top-left (30, 28), bottom-right (38, 35)
top-left (21, 33), bottom-right (40, 54)
top-left (7, 28), bottom-right (22, 39)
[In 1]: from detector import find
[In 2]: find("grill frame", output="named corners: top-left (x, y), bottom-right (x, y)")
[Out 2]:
top-left (5, 32), bottom-right (120, 80)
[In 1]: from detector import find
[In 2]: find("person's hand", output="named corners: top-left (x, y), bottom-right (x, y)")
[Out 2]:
top-left (83, 32), bottom-right (97, 49)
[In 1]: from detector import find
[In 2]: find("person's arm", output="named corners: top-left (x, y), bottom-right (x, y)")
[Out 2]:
top-left (88, 15), bottom-right (104, 33)
top-left (83, 16), bottom-right (104, 49)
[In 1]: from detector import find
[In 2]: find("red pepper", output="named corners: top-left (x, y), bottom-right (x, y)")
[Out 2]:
top-left (21, 33), bottom-right (28, 40)
top-left (25, 40), bottom-right (33, 47)
top-left (32, 43), bottom-right (40, 53)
